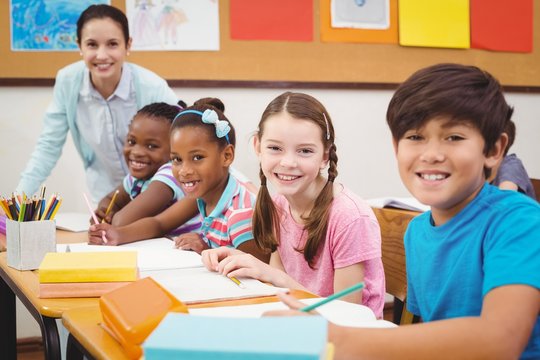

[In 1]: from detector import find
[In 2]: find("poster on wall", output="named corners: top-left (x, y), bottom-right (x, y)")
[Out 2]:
top-left (10, 0), bottom-right (110, 51)
top-left (331, 0), bottom-right (390, 30)
top-left (126, 0), bottom-right (220, 51)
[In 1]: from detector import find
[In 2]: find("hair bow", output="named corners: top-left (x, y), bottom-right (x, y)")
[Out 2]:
top-left (201, 109), bottom-right (231, 141)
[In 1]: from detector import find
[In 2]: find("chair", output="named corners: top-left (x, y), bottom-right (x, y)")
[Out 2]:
top-left (372, 207), bottom-right (418, 325)
top-left (530, 178), bottom-right (540, 202)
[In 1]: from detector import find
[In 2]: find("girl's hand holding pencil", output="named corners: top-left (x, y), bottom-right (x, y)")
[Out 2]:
top-left (88, 222), bottom-right (121, 246)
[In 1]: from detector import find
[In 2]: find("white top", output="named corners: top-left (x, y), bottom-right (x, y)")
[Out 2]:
top-left (77, 66), bottom-right (138, 201)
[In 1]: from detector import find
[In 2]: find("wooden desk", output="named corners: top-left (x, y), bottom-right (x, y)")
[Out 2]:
top-left (0, 230), bottom-right (90, 360)
top-left (62, 289), bottom-right (317, 360)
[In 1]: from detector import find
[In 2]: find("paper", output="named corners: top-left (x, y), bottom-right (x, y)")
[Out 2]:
top-left (54, 212), bottom-right (90, 232)
top-left (398, 0), bottom-right (470, 49)
top-left (470, 0), bottom-right (533, 53)
top-left (321, 0), bottom-right (398, 44)
top-left (230, 0), bottom-right (312, 41)
top-left (56, 238), bottom-right (203, 271)
top-left (149, 267), bottom-right (287, 304)
top-left (366, 197), bottom-right (429, 212)
top-left (331, 0), bottom-right (390, 30)
top-left (189, 298), bottom-right (396, 328)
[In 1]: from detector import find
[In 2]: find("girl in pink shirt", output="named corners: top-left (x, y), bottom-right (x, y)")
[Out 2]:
top-left (202, 92), bottom-right (385, 317)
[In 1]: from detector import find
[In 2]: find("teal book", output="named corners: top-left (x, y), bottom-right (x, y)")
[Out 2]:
top-left (143, 313), bottom-right (328, 360)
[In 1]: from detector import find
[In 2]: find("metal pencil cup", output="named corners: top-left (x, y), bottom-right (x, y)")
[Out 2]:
top-left (6, 219), bottom-right (56, 270)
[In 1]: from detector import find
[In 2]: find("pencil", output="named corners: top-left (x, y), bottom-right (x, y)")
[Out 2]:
top-left (102, 189), bottom-right (119, 223)
top-left (228, 276), bottom-right (245, 289)
top-left (299, 282), bottom-right (365, 312)
top-left (83, 193), bottom-right (108, 244)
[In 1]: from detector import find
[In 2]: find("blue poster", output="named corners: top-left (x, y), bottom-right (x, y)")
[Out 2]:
top-left (10, 0), bottom-right (109, 51)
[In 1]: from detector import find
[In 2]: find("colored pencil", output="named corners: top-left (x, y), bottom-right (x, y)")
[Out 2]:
top-left (299, 282), bottom-right (365, 312)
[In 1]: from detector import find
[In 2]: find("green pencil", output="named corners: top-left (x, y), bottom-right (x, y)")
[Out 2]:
top-left (300, 282), bottom-right (365, 312)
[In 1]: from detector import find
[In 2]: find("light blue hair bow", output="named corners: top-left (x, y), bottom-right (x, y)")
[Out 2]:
top-left (173, 109), bottom-right (231, 144)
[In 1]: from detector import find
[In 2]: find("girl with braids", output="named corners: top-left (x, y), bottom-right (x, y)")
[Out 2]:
top-left (201, 92), bottom-right (385, 316)
top-left (90, 101), bottom-right (201, 243)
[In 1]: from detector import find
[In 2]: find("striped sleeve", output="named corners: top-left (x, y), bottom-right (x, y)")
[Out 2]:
top-left (150, 163), bottom-right (183, 201)
top-left (228, 207), bottom-right (254, 248)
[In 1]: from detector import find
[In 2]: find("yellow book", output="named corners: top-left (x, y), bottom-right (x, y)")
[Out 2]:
top-left (38, 252), bottom-right (138, 283)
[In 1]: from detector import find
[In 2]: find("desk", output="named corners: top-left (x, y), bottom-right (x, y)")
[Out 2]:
top-left (62, 289), bottom-right (317, 360)
top-left (0, 230), bottom-right (89, 360)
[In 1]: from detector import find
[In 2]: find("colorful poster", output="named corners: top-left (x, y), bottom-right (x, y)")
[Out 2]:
top-left (331, 0), bottom-right (390, 30)
top-left (10, 0), bottom-right (109, 51)
top-left (126, 0), bottom-right (219, 51)
top-left (321, 0), bottom-right (398, 43)
top-left (471, 0), bottom-right (533, 53)
top-left (399, 0), bottom-right (470, 49)
top-left (230, 0), bottom-right (312, 42)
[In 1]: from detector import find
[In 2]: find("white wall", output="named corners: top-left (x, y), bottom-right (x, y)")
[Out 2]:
top-left (1, 86), bottom-right (539, 337)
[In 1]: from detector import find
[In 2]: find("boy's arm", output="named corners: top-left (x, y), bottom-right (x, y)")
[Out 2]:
top-left (111, 182), bottom-right (173, 226)
top-left (498, 180), bottom-right (519, 191)
top-left (329, 285), bottom-right (540, 360)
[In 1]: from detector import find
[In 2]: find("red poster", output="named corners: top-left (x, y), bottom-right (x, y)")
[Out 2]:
top-left (230, 0), bottom-right (313, 41)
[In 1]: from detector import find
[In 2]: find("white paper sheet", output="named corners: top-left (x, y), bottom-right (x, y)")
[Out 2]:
top-left (54, 212), bottom-right (91, 232)
top-left (189, 298), bottom-right (397, 328)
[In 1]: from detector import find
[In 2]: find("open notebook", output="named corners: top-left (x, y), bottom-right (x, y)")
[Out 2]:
top-left (56, 238), bottom-right (203, 271)
top-left (149, 267), bottom-right (288, 304)
top-left (189, 298), bottom-right (396, 328)
top-left (54, 212), bottom-right (91, 232)
top-left (366, 197), bottom-right (429, 212)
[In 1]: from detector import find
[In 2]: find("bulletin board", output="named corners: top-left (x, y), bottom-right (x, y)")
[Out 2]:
top-left (1, 0), bottom-right (539, 90)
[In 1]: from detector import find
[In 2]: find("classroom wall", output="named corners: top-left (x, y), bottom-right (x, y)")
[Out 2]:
top-left (1, 86), bottom-right (539, 337)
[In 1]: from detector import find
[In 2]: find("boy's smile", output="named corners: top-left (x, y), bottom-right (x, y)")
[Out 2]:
top-left (395, 116), bottom-right (502, 225)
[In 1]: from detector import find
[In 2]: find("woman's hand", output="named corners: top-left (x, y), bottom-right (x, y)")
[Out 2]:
top-left (174, 233), bottom-right (208, 254)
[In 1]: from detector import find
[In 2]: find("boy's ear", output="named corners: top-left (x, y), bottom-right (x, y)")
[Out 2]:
top-left (222, 144), bottom-right (235, 167)
top-left (392, 138), bottom-right (399, 155)
top-left (485, 133), bottom-right (508, 170)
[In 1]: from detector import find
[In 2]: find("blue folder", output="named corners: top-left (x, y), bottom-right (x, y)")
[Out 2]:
top-left (143, 313), bottom-right (328, 360)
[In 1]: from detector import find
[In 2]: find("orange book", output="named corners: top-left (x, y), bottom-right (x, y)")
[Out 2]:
top-left (39, 281), bottom-right (131, 298)
top-left (99, 277), bottom-right (188, 359)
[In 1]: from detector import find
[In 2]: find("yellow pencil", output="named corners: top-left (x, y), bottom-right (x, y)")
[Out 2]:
top-left (102, 189), bottom-right (119, 223)
top-left (228, 276), bottom-right (245, 289)
top-left (49, 197), bottom-right (63, 220)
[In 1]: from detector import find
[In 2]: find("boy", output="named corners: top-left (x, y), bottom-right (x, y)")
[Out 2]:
top-left (274, 63), bottom-right (540, 359)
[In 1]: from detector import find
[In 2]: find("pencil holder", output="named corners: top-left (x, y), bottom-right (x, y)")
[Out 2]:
top-left (6, 219), bottom-right (56, 270)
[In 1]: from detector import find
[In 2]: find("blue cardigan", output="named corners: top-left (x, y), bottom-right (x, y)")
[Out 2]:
top-left (16, 61), bottom-right (177, 196)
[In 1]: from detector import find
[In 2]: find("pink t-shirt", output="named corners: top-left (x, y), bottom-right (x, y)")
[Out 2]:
top-left (275, 186), bottom-right (385, 318)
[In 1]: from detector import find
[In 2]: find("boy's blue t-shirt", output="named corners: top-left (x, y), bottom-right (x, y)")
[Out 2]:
top-left (405, 183), bottom-right (540, 359)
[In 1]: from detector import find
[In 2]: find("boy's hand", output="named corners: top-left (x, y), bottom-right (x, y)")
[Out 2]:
top-left (174, 233), bottom-right (209, 254)
top-left (264, 292), bottom-right (311, 317)
top-left (88, 223), bottom-right (120, 246)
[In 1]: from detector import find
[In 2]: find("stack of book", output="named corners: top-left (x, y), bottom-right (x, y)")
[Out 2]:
top-left (38, 251), bottom-right (138, 298)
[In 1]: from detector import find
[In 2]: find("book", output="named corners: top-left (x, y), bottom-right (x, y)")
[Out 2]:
top-left (189, 298), bottom-right (397, 329)
top-left (149, 267), bottom-right (288, 304)
top-left (39, 281), bottom-right (131, 298)
top-left (143, 313), bottom-right (328, 360)
top-left (56, 239), bottom-right (204, 272)
top-left (100, 277), bottom-right (188, 359)
top-left (54, 212), bottom-right (91, 232)
top-left (38, 251), bottom-right (138, 283)
top-left (366, 196), bottom-right (430, 212)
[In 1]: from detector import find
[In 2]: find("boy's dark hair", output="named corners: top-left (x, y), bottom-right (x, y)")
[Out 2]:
top-left (77, 5), bottom-right (130, 45)
top-left (504, 119), bottom-right (516, 155)
top-left (171, 98), bottom-right (236, 148)
top-left (136, 102), bottom-right (184, 124)
top-left (387, 63), bottom-right (513, 158)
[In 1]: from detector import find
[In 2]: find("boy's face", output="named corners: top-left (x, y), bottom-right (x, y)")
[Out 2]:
top-left (394, 116), bottom-right (503, 225)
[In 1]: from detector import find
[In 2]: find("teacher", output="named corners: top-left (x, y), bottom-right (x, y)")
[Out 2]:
top-left (16, 4), bottom-right (178, 201)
